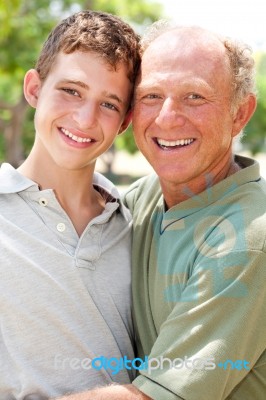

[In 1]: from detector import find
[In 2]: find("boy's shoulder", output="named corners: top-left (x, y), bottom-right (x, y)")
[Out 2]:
top-left (0, 163), bottom-right (36, 194)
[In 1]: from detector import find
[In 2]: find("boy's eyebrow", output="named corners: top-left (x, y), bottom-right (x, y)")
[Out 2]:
top-left (60, 79), bottom-right (123, 104)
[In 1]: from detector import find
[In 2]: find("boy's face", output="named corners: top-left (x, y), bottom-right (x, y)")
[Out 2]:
top-left (24, 51), bottom-right (132, 171)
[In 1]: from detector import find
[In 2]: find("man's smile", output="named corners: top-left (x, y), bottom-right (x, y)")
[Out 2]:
top-left (155, 137), bottom-right (195, 150)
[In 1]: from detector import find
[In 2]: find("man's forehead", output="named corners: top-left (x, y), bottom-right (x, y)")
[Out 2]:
top-left (143, 27), bottom-right (225, 59)
top-left (141, 32), bottom-right (228, 82)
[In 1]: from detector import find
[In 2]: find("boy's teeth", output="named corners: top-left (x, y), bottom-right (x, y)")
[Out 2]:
top-left (157, 138), bottom-right (194, 147)
top-left (61, 128), bottom-right (92, 143)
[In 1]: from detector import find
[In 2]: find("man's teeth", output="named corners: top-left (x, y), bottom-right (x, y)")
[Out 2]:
top-left (157, 138), bottom-right (194, 147)
top-left (61, 128), bottom-right (92, 143)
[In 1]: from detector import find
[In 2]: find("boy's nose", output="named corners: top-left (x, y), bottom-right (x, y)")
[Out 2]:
top-left (73, 103), bottom-right (98, 129)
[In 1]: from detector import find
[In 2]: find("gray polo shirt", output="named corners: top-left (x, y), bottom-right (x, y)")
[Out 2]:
top-left (0, 163), bottom-right (134, 399)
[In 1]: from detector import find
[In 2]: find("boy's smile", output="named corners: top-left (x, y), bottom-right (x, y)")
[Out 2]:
top-left (60, 127), bottom-right (93, 144)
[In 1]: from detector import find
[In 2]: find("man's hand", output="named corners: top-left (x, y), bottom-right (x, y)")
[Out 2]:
top-left (56, 384), bottom-right (152, 400)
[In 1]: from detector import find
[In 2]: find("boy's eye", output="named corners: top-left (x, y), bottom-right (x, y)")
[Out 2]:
top-left (62, 88), bottom-right (79, 97)
top-left (102, 102), bottom-right (119, 112)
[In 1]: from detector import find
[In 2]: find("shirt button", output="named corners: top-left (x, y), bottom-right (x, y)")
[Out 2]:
top-left (57, 223), bottom-right (66, 232)
top-left (39, 197), bottom-right (48, 206)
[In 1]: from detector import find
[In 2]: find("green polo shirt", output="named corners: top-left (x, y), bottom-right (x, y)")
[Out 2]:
top-left (124, 155), bottom-right (266, 400)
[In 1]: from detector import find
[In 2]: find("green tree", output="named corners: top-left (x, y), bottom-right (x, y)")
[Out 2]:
top-left (242, 52), bottom-right (266, 154)
top-left (0, 0), bottom-right (162, 166)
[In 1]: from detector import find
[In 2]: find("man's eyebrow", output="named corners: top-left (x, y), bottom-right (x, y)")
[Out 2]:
top-left (60, 80), bottom-right (123, 104)
top-left (135, 81), bottom-right (159, 91)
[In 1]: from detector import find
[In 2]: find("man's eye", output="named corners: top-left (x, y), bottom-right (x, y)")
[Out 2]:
top-left (62, 88), bottom-right (79, 96)
top-left (135, 93), bottom-right (161, 103)
top-left (145, 94), bottom-right (160, 99)
top-left (102, 102), bottom-right (118, 112)
top-left (187, 93), bottom-right (203, 100)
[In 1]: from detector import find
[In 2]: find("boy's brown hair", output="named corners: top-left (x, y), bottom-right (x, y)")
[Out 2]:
top-left (35, 10), bottom-right (140, 85)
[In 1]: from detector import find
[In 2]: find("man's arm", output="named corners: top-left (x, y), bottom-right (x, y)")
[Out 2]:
top-left (57, 384), bottom-right (152, 400)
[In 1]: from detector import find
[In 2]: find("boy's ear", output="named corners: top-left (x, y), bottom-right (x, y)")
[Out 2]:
top-left (118, 110), bottom-right (132, 135)
top-left (232, 94), bottom-right (257, 137)
top-left (24, 69), bottom-right (42, 108)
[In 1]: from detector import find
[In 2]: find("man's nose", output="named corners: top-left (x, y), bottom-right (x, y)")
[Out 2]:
top-left (155, 98), bottom-right (186, 129)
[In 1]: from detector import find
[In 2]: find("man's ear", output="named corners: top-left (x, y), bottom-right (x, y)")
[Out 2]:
top-left (118, 110), bottom-right (132, 135)
top-left (23, 69), bottom-right (42, 108)
top-left (232, 94), bottom-right (257, 137)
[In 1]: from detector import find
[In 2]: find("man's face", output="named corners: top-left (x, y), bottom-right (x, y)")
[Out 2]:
top-left (133, 29), bottom-right (239, 191)
top-left (25, 51), bottom-right (131, 171)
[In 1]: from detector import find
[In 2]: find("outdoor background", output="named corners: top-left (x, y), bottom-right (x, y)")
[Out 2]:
top-left (1, 0), bottom-right (265, 185)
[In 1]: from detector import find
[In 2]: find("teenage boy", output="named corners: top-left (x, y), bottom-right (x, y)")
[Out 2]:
top-left (0, 10), bottom-right (140, 399)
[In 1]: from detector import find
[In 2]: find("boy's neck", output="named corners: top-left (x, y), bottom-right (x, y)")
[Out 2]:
top-left (17, 150), bottom-right (106, 236)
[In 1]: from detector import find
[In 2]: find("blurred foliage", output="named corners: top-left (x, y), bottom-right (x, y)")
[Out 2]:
top-left (242, 52), bottom-right (266, 154)
top-left (116, 125), bottom-right (137, 154)
top-left (0, 0), bottom-right (162, 163)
